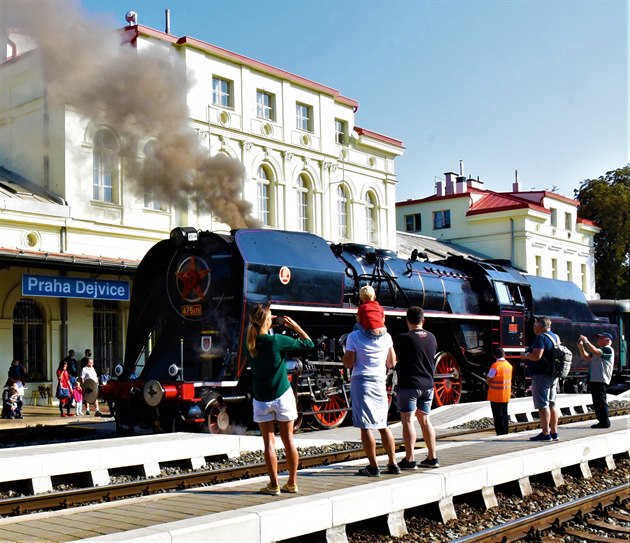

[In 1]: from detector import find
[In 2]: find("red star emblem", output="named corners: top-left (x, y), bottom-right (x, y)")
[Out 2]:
top-left (175, 255), bottom-right (212, 302)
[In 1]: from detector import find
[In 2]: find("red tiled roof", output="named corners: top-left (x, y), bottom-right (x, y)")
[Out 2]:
top-left (396, 190), bottom-right (483, 207)
top-left (467, 192), bottom-right (548, 216)
top-left (354, 127), bottom-right (404, 148)
top-left (577, 217), bottom-right (598, 227)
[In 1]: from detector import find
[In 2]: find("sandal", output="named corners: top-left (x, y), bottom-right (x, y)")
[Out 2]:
top-left (259, 484), bottom-right (280, 496)
top-left (281, 483), bottom-right (299, 494)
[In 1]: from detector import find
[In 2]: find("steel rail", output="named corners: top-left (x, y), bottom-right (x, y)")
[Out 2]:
top-left (449, 482), bottom-right (629, 543)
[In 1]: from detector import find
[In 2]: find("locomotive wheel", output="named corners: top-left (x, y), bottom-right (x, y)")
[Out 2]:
top-left (433, 352), bottom-right (462, 407)
top-left (206, 400), bottom-right (230, 434)
top-left (310, 394), bottom-right (348, 429)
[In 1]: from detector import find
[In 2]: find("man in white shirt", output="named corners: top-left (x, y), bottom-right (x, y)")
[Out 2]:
top-left (81, 358), bottom-right (103, 416)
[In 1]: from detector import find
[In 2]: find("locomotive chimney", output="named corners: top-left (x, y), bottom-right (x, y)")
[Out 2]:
top-left (444, 171), bottom-right (457, 195)
top-left (513, 169), bottom-right (520, 192)
top-left (165, 8), bottom-right (171, 34)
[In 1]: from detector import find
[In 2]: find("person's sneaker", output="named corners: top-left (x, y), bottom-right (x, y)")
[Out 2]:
top-left (419, 457), bottom-right (440, 468)
top-left (591, 423), bottom-right (611, 429)
top-left (356, 465), bottom-right (381, 477)
top-left (387, 463), bottom-right (401, 474)
top-left (397, 459), bottom-right (418, 470)
top-left (95, 410), bottom-right (103, 417)
top-left (259, 484), bottom-right (280, 496)
top-left (529, 432), bottom-right (552, 442)
top-left (281, 483), bottom-right (299, 494)
top-left (550, 432), bottom-right (559, 441)
top-left (85, 410), bottom-right (90, 415)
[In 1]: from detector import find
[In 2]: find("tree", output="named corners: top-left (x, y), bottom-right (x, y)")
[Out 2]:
top-left (575, 165), bottom-right (630, 299)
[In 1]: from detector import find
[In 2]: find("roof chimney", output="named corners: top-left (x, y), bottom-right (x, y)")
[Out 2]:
top-left (512, 169), bottom-right (520, 192)
top-left (444, 172), bottom-right (457, 195)
top-left (455, 175), bottom-right (467, 194)
top-left (467, 176), bottom-right (484, 190)
top-left (435, 179), bottom-right (443, 197)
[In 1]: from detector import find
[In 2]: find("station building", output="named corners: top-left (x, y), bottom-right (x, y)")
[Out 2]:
top-left (396, 172), bottom-right (600, 298)
top-left (0, 10), bottom-right (404, 389)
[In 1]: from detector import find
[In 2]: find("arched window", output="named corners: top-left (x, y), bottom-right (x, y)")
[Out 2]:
top-left (366, 191), bottom-right (379, 245)
top-left (143, 141), bottom-right (162, 210)
top-left (257, 164), bottom-right (273, 226)
top-left (93, 300), bottom-right (122, 375)
top-left (297, 173), bottom-right (312, 232)
top-left (13, 299), bottom-right (46, 380)
top-left (337, 185), bottom-right (350, 241)
top-left (92, 129), bottom-right (118, 203)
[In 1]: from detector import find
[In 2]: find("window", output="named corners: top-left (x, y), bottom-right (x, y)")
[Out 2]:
top-left (405, 213), bottom-right (421, 232)
top-left (143, 141), bottom-right (162, 210)
top-left (567, 261), bottom-right (573, 282)
top-left (551, 258), bottom-right (558, 279)
top-left (212, 77), bottom-right (232, 108)
top-left (535, 255), bottom-right (542, 276)
top-left (256, 165), bottom-right (273, 226)
top-left (335, 119), bottom-right (347, 144)
top-left (550, 207), bottom-right (558, 227)
top-left (296, 103), bottom-right (312, 132)
top-left (366, 191), bottom-right (378, 244)
top-left (13, 299), bottom-right (46, 380)
top-left (564, 212), bottom-right (572, 231)
top-left (581, 263), bottom-right (587, 292)
top-left (337, 185), bottom-right (349, 240)
top-left (296, 174), bottom-right (312, 232)
top-left (94, 300), bottom-right (122, 375)
top-left (256, 90), bottom-right (275, 121)
top-left (93, 129), bottom-right (118, 203)
top-left (433, 209), bottom-right (451, 229)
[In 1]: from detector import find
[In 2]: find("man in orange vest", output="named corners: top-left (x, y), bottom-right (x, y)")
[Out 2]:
top-left (486, 348), bottom-right (513, 435)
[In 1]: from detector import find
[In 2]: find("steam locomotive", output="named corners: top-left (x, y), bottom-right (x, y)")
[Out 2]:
top-left (100, 227), bottom-right (619, 434)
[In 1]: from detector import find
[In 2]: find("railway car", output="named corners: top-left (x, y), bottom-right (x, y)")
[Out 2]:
top-left (100, 227), bottom-right (618, 434)
top-left (587, 299), bottom-right (629, 393)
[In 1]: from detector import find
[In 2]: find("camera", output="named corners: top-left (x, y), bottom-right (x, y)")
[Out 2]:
top-left (272, 316), bottom-right (285, 327)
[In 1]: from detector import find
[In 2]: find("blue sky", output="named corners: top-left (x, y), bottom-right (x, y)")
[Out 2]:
top-left (81, 0), bottom-right (629, 201)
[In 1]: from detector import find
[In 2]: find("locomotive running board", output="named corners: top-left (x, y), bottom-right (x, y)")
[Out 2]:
top-left (270, 303), bottom-right (500, 321)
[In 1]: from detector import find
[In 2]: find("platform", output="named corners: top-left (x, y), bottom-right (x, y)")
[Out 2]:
top-left (0, 417), bottom-right (628, 543)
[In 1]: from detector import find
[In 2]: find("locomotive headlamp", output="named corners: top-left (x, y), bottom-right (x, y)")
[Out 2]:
top-left (114, 364), bottom-right (124, 377)
top-left (168, 363), bottom-right (180, 377)
top-left (170, 227), bottom-right (199, 247)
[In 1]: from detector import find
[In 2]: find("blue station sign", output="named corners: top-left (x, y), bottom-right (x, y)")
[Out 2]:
top-left (22, 274), bottom-right (130, 301)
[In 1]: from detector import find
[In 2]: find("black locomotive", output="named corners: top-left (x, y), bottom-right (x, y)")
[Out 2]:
top-left (100, 227), bottom-right (619, 433)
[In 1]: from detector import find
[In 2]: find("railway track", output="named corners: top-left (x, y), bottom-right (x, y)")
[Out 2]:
top-left (0, 409), bottom-right (627, 517)
top-left (450, 482), bottom-right (629, 543)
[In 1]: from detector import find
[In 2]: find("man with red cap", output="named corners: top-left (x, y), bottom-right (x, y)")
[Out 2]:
top-left (577, 332), bottom-right (615, 428)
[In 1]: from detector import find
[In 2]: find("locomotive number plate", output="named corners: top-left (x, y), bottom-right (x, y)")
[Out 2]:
top-left (181, 304), bottom-right (202, 317)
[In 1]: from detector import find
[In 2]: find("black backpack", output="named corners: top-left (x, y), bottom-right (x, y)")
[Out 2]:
top-left (543, 332), bottom-right (573, 378)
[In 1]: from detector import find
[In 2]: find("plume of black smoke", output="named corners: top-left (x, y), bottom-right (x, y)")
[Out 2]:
top-left (5, 0), bottom-right (261, 229)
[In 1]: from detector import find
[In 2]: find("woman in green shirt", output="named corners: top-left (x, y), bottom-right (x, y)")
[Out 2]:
top-left (246, 303), bottom-right (314, 495)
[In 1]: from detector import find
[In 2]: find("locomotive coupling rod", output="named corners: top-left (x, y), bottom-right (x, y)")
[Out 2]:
top-left (217, 394), bottom-right (250, 404)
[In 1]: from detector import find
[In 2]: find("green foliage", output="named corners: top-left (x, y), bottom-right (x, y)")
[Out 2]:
top-left (575, 165), bottom-right (630, 298)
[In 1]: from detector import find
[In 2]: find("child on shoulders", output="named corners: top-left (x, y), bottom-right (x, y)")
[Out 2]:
top-left (356, 285), bottom-right (387, 338)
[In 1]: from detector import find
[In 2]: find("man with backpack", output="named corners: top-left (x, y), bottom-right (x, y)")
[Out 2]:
top-left (520, 316), bottom-right (560, 442)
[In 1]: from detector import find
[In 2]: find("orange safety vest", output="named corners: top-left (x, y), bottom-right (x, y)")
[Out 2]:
top-left (487, 359), bottom-right (513, 403)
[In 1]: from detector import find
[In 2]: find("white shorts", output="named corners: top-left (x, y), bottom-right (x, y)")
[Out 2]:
top-left (253, 387), bottom-right (297, 423)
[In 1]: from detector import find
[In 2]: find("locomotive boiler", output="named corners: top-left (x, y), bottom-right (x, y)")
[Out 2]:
top-left (100, 227), bottom-right (618, 434)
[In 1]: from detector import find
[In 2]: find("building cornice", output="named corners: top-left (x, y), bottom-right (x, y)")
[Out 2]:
top-left (124, 25), bottom-right (360, 111)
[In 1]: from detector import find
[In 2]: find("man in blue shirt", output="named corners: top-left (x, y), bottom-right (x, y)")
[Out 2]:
top-left (520, 316), bottom-right (560, 442)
